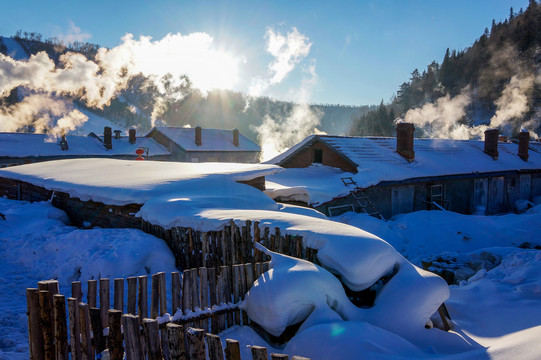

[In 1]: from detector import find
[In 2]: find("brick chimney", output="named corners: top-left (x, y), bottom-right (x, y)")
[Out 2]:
top-left (484, 129), bottom-right (499, 160)
top-left (396, 122), bottom-right (415, 161)
top-left (233, 128), bottom-right (239, 147)
top-left (60, 134), bottom-right (69, 151)
top-left (195, 126), bottom-right (202, 146)
top-left (104, 126), bottom-right (112, 150)
top-left (129, 128), bottom-right (136, 144)
top-left (518, 130), bottom-right (530, 161)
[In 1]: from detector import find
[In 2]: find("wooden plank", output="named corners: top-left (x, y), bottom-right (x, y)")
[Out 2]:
top-left (142, 318), bottom-right (163, 360)
top-left (151, 273), bottom-right (160, 318)
top-left (79, 302), bottom-right (93, 360)
top-left (245, 263), bottom-right (254, 291)
top-left (221, 229), bottom-right (228, 267)
top-left (87, 280), bottom-right (97, 308)
top-left (26, 288), bottom-right (44, 360)
top-left (138, 275), bottom-right (148, 321)
top-left (208, 267), bottom-right (218, 332)
top-left (127, 276), bottom-right (137, 314)
top-left (71, 281), bottom-right (82, 303)
top-left (122, 314), bottom-right (143, 360)
top-left (245, 220), bottom-right (252, 264)
top-left (202, 233), bottom-right (209, 268)
top-left (216, 271), bottom-right (226, 332)
top-left (222, 266), bottom-right (233, 329)
top-left (89, 307), bottom-right (106, 355)
top-left (182, 269), bottom-right (192, 326)
top-left (205, 333), bottom-right (225, 360)
top-left (232, 265), bottom-right (241, 325)
top-left (188, 229), bottom-right (195, 269)
top-left (38, 280), bottom-right (59, 316)
top-left (100, 278), bottom-right (110, 328)
top-left (239, 265), bottom-right (248, 325)
top-left (38, 290), bottom-right (54, 360)
top-left (225, 339), bottom-right (241, 360)
top-left (53, 295), bottom-right (68, 360)
top-left (251, 345), bottom-right (268, 360)
top-left (167, 323), bottom-right (186, 360)
top-left (67, 298), bottom-right (81, 360)
top-left (199, 267), bottom-right (209, 331)
top-left (108, 310), bottom-right (124, 360)
top-left (159, 272), bottom-right (167, 316)
top-left (114, 278), bottom-right (124, 312)
top-left (187, 327), bottom-right (206, 360)
top-left (253, 221), bottom-right (261, 263)
top-left (172, 271), bottom-right (181, 315)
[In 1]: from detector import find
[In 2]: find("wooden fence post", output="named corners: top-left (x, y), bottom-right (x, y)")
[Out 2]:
top-left (225, 339), bottom-right (241, 360)
top-left (122, 314), bottom-right (143, 360)
top-left (167, 323), bottom-right (186, 360)
top-left (127, 277), bottom-right (137, 315)
top-left (142, 318), bottom-right (163, 360)
top-left (199, 267), bottom-right (209, 331)
top-left (38, 290), bottom-right (54, 360)
top-left (89, 307), bottom-right (106, 355)
top-left (100, 278), bottom-right (110, 328)
top-left (208, 267), bottom-right (218, 332)
top-left (79, 302), bottom-right (93, 360)
top-left (26, 288), bottom-right (44, 360)
top-left (53, 294), bottom-right (68, 360)
top-left (172, 272), bottom-right (181, 315)
top-left (232, 265), bottom-right (241, 325)
top-left (205, 333), bottom-right (224, 360)
top-left (191, 268), bottom-right (200, 327)
top-left (87, 280), bottom-right (97, 308)
top-left (71, 281), bottom-right (82, 303)
top-left (138, 275), bottom-right (148, 321)
top-left (159, 272), bottom-right (167, 316)
top-left (187, 327), bottom-right (206, 360)
top-left (108, 309), bottom-right (123, 360)
top-left (67, 298), bottom-right (81, 360)
top-left (114, 278), bottom-right (124, 312)
top-left (251, 345), bottom-right (268, 360)
top-left (182, 269), bottom-right (192, 326)
top-left (151, 273), bottom-right (160, 318)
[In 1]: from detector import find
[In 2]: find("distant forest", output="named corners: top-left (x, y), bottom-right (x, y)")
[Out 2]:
top-left (350, 0), bottom-right (541, 137)
top-left (0, 32), bottom-right (373, 142)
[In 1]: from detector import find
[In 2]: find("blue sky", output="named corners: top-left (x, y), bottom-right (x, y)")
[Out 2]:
top-left (1, 0), bottom-right (530, 106)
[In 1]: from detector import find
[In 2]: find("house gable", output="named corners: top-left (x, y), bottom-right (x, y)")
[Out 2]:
top-left (279, 137), bottom-right (358, 173)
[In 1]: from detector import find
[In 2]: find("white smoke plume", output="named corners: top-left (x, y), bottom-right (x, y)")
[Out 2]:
top-left (0, 31), bottom-right (243, 135)
top-left (489, 74), bottom-right (535, 136)
top-left (253, 53), bottom-right (324, 161)
top-left (248, 27), bottom-right (312, 97)
top-left (402, 71), bottom-right (539, 140)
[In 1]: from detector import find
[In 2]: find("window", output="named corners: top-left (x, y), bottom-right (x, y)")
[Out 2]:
top-left (428, 184), bottom-right (448, 210)
top-left (313, 148), bottom-right (323, 163)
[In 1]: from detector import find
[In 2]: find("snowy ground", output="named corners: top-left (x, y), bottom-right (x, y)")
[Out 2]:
top-left (1, 195), bottom-right (540, 359)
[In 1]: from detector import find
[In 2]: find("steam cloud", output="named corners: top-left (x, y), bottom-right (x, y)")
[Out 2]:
top-left (402, 73), bottom-right (539, 140)
top-left (249, 28), bottom-right (324, 161)
top-left (0, 31), bottom-right (243, 136)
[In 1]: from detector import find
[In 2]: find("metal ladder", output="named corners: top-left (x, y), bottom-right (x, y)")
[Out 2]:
top-left (341, 177), bottom-right (384, 219)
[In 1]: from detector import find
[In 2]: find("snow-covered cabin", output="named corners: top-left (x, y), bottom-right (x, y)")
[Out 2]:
top-left (0, 128), bottom-right (171, 167)
top-left (145, 126), bottom-right (261, 163)
top-left (266, 124), bottom-right (541, 217)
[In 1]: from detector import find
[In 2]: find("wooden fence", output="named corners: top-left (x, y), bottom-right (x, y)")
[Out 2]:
top-left (26, 265), bottom-right (314, 360)
top-left (142, 220), bottom-right (319, 271)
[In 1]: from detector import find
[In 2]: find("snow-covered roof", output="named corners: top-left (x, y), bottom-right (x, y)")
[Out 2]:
top-left (0, 158), bottom-right (282, 206)
top-left (149, 127), bottom-right (260, 152)
top-left (0, 132), bottom-right (170, 158)
top-left (1, 36), bottom-right (28, 60)
top-left (265, 135), bottom-right (541, 206)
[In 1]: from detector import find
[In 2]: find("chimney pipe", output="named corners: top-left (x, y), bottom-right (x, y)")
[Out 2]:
top-left (195, 126), bottom-right (202, 146)
top-left (396, 122), bottom-right (415, 161)
top-left (484, 129), bottom-right (499, 160)
top-left (518, 130), bottom-right (530, 161)
top-left (233, 128), bottom-right (239, 147)
top-left (104, 126), bottom-right (112, 150)
top-left (60, 134), bottom-right (69, 151)
top-left (129, 128), bottom-right (136, 144)
top-left (114, 130), bottom-right (121, 139)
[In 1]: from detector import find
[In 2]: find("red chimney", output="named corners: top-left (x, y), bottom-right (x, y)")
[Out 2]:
top-left (233, 128), bottom-right (239, 147)
top-left (396, 123), bottom-right (415, 161)
top-left (104, 126), bottom-right (112, 150)
top-left (129, 128), bottom-right (136, 144)
top-left (518, 130), bottom-right (530, 161)
top-left (195, 126), bottom-right (202, 146)
top-left (484, 129), bottom-right (499, 160)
